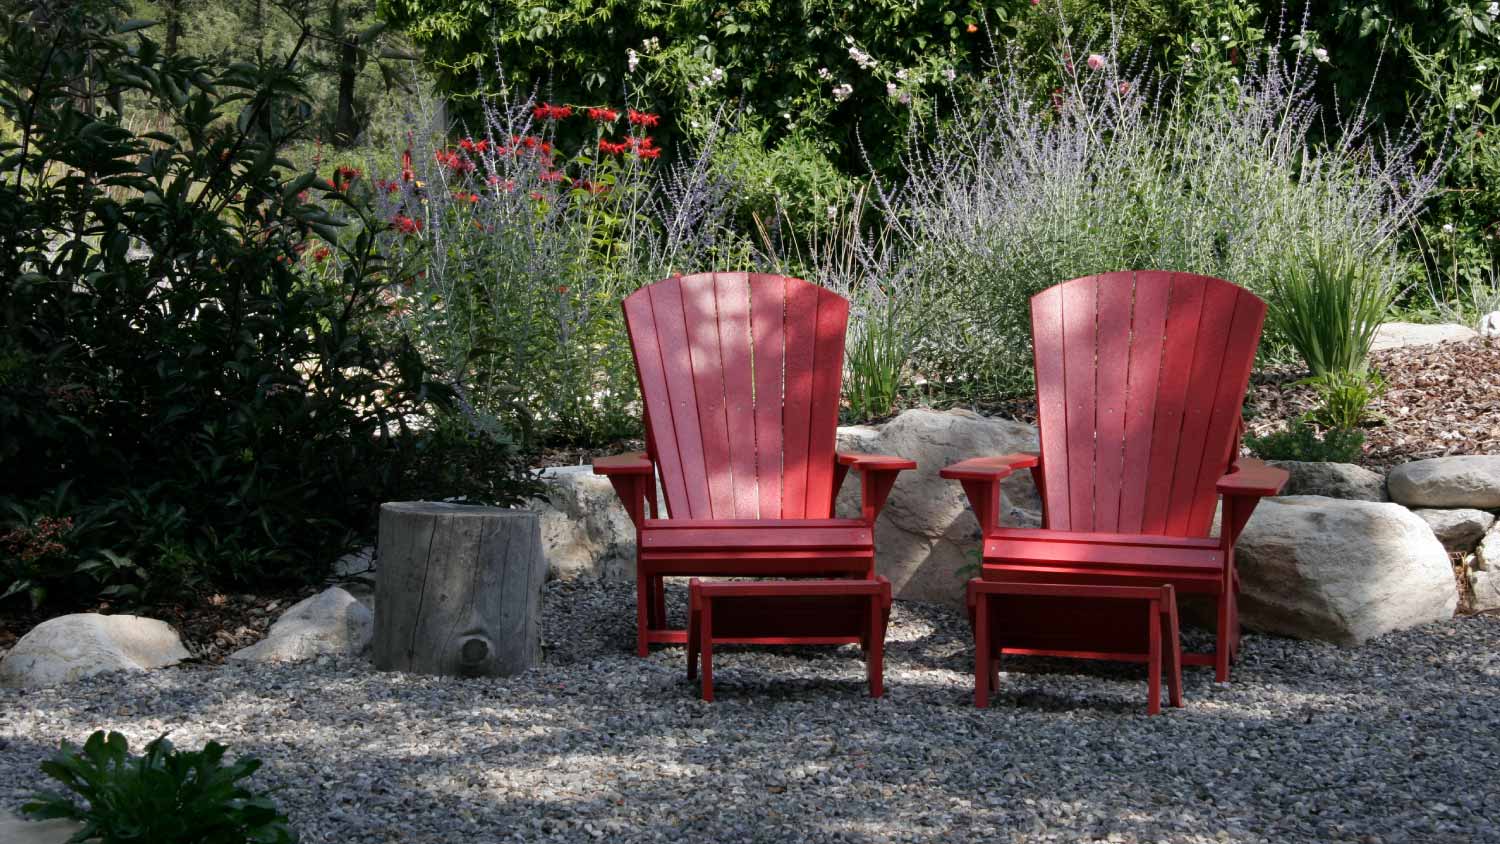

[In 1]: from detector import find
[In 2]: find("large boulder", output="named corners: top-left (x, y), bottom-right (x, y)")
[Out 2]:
top-left (0, 614), bottom-right (190, 688)
top-left (1387, 456), bottom-right (1500, 509)
top-left (1370, 322), bottom-right (1478, 352)
top-left (532, 465), bottom-right (655, 581)
top-left (1235, 496), bottom-right (1458, 645)
top-left (835, 409), bottom-right (1040, 606)
top-left (1412, 508), bottom-right (1496, 555)
top-left (1268, 460), bottom-right (1387, 501)
top-left (229, 587), bottom-right (372, 663)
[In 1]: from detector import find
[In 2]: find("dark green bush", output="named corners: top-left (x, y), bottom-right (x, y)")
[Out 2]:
top-left (1245, 421), bottom-right (1366, 463)
top-left (0, 0), bottom-right (535, 609)
top-left (24, 730), bottom-right (296, 844)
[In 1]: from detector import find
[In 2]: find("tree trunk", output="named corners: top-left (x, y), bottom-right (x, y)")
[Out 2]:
top-left (373, 502), bottom-right (544, 677)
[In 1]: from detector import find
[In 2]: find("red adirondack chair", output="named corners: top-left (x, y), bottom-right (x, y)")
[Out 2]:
top-left (940, 271), bottom-right (1288, 681)
top-left (594, 272), bottom-right (916, 656)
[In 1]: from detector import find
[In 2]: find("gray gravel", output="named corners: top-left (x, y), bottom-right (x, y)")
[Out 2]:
top-left (3, 580), bottom-right (1498, 843)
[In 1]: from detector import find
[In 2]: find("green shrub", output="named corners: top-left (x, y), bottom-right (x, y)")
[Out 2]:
top-left (1302, 370), bottom-right (1385, 432)
top-left (24, 731), bottom-right (296, 844)
top-left (0, 1), bottom-right (535, 608)
top-left (1245, 421), bottom-right (1365, 463)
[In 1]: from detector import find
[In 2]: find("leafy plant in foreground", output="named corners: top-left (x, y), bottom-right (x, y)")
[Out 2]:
top-left (23, 731), bottom-right (297, 844)
top-left (1245, 420), bottom-right (1365, 463)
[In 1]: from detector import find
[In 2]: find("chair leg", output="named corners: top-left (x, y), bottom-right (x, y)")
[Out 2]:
top-left (867, 597), bottom-right (884, 698)
top-left (1214, 591), bottom-right (1232, 683)
top-left (1147, 599), bottom-right (1163, 716)
top-left (636, 571), bottom-right (651, 657)
top-left (974, 596), bottom-right (991, 709)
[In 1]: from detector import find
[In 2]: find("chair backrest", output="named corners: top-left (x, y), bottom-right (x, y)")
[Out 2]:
top-left (622, 272), bottom-right (849, 521)
top-left (1031, 271), bottom-right (1266, 537)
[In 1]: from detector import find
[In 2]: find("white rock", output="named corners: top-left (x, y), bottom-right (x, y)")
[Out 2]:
top-left (1478, 310), bottom-right (1500, 338)
top-left (532, 464), bottom-right (658, 581)
top-left (1470, 569), bottom-right (1500, 613)
top-left (1369, 321), bottom-right (1478, 352)
top-left (1268, 460), bottom-right (1387, 501)
top-left (1412, 508), bottom-right (1496, 554)
top-left (1235, 496), bottom-right (1458, 645)
top-left (835, 408), bottom-right (1040, 606)
top-left (0, 811), bottom-right (81, 844)
top-left (1477, 523), bottom-right (1500, 571)
top-left (0, 614), bottom-right (190, 689)
top-left (229, 587), bottom-right (372, 663)
top-left (1387, 456), bottom-right (1500, 509)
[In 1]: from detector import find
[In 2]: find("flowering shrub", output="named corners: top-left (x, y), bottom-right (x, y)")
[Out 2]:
top-left (865, 28), bottom-right (1439, 397)
top-left (373, 94), bottom-right (749, 444)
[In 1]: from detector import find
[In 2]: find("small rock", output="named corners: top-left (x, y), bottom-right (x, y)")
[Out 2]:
top-left (0, 811), bottom-right (82, 844)
top-left (0, 614), bottom-right (190, 689)
top-left (1477, 524), bottom-right (1500, 571)
top-left (1369, 322), bottom-right (1478, 353)
top-left (1387, 456), bottom-right (1500, 509)
top-left (1470, 569), bottom-right (1500, 613)
top-left (1412, 508), bottom-right (1496, 554)
top-left (1268, 461), bottom-right (1387, 501)
top-left (229, 587), bottom-right (372, 663)
top-left (1479, 311), bottom-right (1500, 338)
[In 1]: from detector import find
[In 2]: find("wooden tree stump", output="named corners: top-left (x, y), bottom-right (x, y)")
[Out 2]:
top-left (373, 502), bottom-right (544, 677)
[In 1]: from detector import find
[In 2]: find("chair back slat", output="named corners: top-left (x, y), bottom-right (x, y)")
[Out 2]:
top-left (1031, 271), bottom-right (1266, 537)
top-left (624, 273), bottom-right (849, 520)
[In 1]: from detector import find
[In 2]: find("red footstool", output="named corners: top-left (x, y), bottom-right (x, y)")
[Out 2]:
top-left (686, 577), bottom-right (892, 701)
top-left (967, 580), bottom-right (1184, 715)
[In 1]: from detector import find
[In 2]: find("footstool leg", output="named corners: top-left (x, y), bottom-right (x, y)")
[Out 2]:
top-left (699, 602), bottom-right (714, 702)
top-left (1165, 589), bottom-right (1184, 709)
top-left (636, 570), bottom-right (652, 657)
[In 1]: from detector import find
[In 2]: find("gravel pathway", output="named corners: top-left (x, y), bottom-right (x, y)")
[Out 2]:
top-left (2, 580), bottom-right (1497, 843)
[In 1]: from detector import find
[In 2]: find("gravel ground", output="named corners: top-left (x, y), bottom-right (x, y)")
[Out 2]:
top-left (2, 580), bottom-right (1498, 844)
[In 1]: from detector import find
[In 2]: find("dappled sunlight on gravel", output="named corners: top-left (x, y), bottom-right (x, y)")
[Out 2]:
top-left (2, 578), bottom-right (1497, 842)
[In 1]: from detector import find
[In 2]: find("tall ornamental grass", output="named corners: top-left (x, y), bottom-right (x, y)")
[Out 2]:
top-left (874, 37), bottom-right (1441, 398)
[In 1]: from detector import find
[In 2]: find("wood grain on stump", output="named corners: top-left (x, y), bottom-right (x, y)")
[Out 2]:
top-left (373, 502), bottom-right (544, 677)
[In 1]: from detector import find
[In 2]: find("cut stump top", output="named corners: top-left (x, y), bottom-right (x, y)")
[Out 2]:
top-left (380, 501), bottom-right (534, 520)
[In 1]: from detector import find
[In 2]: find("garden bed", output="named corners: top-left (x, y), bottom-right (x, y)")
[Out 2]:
top-left (2, 580), bottom-right (1495, 843)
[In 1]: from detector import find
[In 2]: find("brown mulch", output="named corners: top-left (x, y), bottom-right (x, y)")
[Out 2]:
top-left (1246, 337), bottom-right (1500, 469)
top-left (0, 584), bottom-right (320, 666)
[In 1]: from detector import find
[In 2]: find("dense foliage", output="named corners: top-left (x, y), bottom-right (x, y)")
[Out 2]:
top-left (0, 0), bottom-right (534, 609)
top-left (24, 731), bottom-right (297, 844)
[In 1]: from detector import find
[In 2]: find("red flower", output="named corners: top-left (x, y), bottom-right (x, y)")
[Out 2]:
top-left (435, 150), bottom-right (476, 174)
top-left (539, 168), bottom-right (566, 183)
top-left (557, 285), bottom-right (569, 294)
top-left (580, 180), bottom-right (609, 195)
top-left (390, 214), bottom-right (423, 235)
top-left (534, 103), bottom-right (573, 120)
top-left (636, 146), bottom-right (661, 159)
top-left (587, 107), bottom-right (619, 122)
top-left (453, 190), bottom-right (480, 203)
top-left (335, 165), bottom-right (361, 183)
top-left (627, 109), bottom-right (661, 127)
top-left (599, 138), bottom-right (630, 155)
top-left (529, 191), bottom-right (544, 201)
top-left (314, 246), bottom-right (330, 262)
top-left (401, 148), bottom-right (414, 182)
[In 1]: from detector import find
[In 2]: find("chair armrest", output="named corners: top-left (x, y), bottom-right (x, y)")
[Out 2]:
top-left (591, 452), bottom-right (655, 526)
top-left (1216, 459), bottom-right (1288, 498)
top-left (834, 453), bottom-right (914, 526)
top-left (592, 452), bottom-right (654, 476)
top-left (837, 452), bottom-right (918, 471)
top-left (939, 452), bottom-right (1040, 482)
